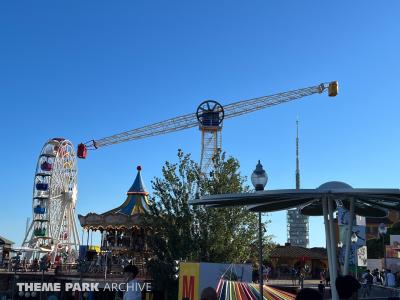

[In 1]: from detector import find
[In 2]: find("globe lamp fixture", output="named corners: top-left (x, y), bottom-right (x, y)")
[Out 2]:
top-left (251, 160), bottom-right (268, 191)
top-left (351, 232), bottom-right (358, 244)
top-left (378, 223), bottom-right (387, 236)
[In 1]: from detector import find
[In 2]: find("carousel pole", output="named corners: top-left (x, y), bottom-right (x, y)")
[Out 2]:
top-left (86, 229), bottom-right (90, 247)
top-left (344, 198), bottom-right (355, 275)
top-left (328, 197), bottom-right (339, 300)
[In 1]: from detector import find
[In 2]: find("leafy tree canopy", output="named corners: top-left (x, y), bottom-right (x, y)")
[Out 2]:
top-left (145, 150), bottom-right (274, 293)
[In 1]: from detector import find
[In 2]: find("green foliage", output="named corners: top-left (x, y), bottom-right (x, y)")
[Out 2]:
top-left (145, 150), bottom-right (273, 295)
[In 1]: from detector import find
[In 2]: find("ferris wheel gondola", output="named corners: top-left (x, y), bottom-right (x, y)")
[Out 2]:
top-left (22, 138), bottom-right (80, 258)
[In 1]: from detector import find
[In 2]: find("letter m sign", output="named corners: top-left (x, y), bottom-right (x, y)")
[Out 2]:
top-left (182, 275), bottom-right (195, 300)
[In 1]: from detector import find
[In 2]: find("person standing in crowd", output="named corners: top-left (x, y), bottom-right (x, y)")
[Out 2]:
top-left (123, 264), bottom-right (141, 300)
top-left (298, 267), bottom-right (305, 289)
top-left (291, 267), bottom-right (297, 285)
top-left (252, 264), bottom-right (260, 283)
top-left (373, 268), bottom-right (383, 285)
top-left (361, 269), bottom-right (373, 298)
top-left (317, 280), bottom-right (325, 297)
top-left (386, 269), bottom-right (396, 287)
top-left (319, 269), bottom-right (326, 284)
top-left (263, 265), bottom-right (271, 282)
top-left (325, 270), bottom-right (330, 286)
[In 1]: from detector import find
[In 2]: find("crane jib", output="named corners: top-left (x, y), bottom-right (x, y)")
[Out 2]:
top-left (77, 81), bottom-right (338, 159)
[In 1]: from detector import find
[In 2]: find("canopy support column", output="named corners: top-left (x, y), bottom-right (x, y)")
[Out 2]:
top-left (328, 197), bottom-right (339, 300)
top-left (323, 197), bottom-right (338, 300)
top-left (344, 198), bottom-right (355, 275)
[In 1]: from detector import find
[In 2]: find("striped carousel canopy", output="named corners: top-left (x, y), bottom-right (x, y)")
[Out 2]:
top-left (78, 166), bottom-right (150, 229)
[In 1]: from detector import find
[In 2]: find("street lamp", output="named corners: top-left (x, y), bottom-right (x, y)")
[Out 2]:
top-left (351, 232), bottom-right (358, 279)
top-left (251, 160), bottom-right (268, 300)
top-left (251, 160), bottom-right (268, 191)
top-left (378, 223), bottom-right (387, 270)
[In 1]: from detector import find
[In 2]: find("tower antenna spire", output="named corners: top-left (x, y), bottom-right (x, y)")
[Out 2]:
top-left (296, 118), bottom-right (300, 190)
top-left (287, 117), bottom-right (309, 248)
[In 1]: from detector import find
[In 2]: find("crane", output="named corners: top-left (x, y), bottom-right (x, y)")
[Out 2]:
top-left (78, 81), bottom-right (338, 174)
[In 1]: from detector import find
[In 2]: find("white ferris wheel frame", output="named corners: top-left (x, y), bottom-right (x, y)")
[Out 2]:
top-left (22, 138), bottom-right (80, 257)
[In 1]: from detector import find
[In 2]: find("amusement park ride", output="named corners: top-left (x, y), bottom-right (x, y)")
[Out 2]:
top-left (77, 81), bottom-right (339, 174)
top-left (22, 81), bottom-right (338, 258)
top-left (22, 138), bottom-right (80, 259)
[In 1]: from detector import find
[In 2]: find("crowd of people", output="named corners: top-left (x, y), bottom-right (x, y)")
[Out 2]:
top-left (8, 252), bottom-right (67, 272)
top-left (294, 268), bottom-right (400, 300)
top-left (362, 268), bottom-right (398, 287)
top-left (296, 274), bottom-right (361, 300)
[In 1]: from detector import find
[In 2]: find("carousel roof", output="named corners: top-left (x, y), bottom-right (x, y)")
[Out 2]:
top-left (78, 166), bottom-right (150, 229)
top-left (105, 165), bottom-right (150, 216)
top-left (127, 165), bottom-right (148, 195)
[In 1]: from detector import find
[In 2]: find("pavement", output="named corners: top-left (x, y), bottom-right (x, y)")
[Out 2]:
top-left (267, 279), bottom-right (400, 299)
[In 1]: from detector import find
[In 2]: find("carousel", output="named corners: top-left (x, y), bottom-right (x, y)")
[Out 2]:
top-left (78, 166), bottom-right (151, 275)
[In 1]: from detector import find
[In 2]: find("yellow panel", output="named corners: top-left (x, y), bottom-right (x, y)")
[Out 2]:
top-left (88, 245), bottom-right (100, 252)
top-left (328, 81), bottom-right (339, 97)
top-left (178, 262), bottom-right (200, 300)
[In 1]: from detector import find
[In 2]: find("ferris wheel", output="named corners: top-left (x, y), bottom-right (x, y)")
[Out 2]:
top-left (22, 138), bottom-right (80, 257)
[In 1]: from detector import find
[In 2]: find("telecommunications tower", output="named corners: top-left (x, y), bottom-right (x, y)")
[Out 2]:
top-left (287, 120), bottom-right (309, 247)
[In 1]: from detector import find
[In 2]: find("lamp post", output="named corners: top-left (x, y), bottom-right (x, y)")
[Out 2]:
top-left (378, 223), bottom-right (387, 271)
top-left (251, 160), bottom-right (268, 300)
top-left (351, 233), bottom-right (358, 279)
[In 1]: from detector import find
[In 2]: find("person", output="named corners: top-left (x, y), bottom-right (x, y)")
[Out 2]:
top-left (264, 266), bottom-right (271, 282)
top-left (291, 267), bottom-right (297, 285)
top-left (200, 287), bottom-right (218, 300)
top-left (373, 268), bottom-right (383, 285)
top-left (325, 270), bottom-right (330, 286)
top-left (386, 269), bottom-right (396, 287)
top-left (295, 288), bottom-right (322, 300)
top-left (298, 267), bottom-right (305, 289)
top-left (319, 269), bottom-right (326, 283)
top-left (21, 257), bottom-right (27, 272)
top-left (335, 275), bottom-right (361, 300)
top-left (317, 280), bottom-right (325, 297)
top-left (123, 264), bottom-right (141, 300)
top-left (252, 265), bottom-right (260, 283)
top-left (31, 258), bottom-right (38, 272)
top-left (261, 264), bottom-right (267, 281)
top-left (361, 269), bottom-right (373, 297)
top-left (39, 255), bottom-right (48, 272)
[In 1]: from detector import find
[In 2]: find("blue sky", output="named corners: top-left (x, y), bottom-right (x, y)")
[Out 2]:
top-left (1, 1), bottom-right (400, 248)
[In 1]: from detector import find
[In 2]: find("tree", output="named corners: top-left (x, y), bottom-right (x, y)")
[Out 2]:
top-left (145, 150), bottom-right (273, 297)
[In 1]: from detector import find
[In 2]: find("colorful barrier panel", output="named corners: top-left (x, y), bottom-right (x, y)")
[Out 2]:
top-left (216, 280), bottom-right (295, 300)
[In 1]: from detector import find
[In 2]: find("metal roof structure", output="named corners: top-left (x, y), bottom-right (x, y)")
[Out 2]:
top-left (190, 181), bottom-right (400, 300)
top-left (191, 183), bottom-right (400, 217)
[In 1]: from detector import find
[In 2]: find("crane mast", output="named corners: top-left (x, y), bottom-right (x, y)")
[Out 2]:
top-left (78, 81), bottom-right (338, 174)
